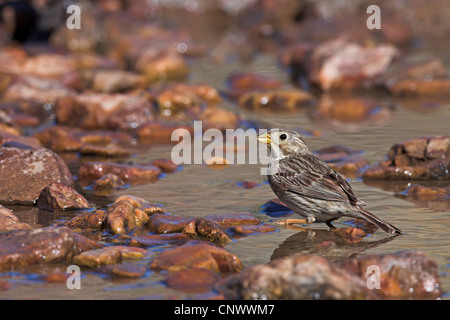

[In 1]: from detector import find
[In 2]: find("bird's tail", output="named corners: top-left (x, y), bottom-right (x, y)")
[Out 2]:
top-left (358, 208), bottom-right (402, 235)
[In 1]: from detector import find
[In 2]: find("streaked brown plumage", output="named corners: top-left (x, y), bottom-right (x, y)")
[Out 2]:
top-left (258, 129), bottom-right (402, 235)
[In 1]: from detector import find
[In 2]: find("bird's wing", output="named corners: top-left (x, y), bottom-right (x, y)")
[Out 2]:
top-left (269, 156), bottom-right (362, 205)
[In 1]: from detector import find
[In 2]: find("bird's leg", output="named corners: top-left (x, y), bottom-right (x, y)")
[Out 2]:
top-left (326, 221), bottom-right (336, 230)
top-left (275, 217), bottom-right (316, 225)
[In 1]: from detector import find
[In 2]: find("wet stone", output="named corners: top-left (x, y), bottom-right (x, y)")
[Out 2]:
top-left (341, 251), bottom-right (441, 299)
top-left (0, 147), bottom-right (73, 205)
top-left (332, 227), bottom-right (367, 243)
top-left (309, 39), bottom-right (399, 91)
top-left (54, 92), bottom-right (154, 131)
top-left (363, 135), bottom-right (450, 180)
top-left (36, 182), bottom-right (90, 211)
top-left (237, 89), bottom-right (316, 113)
top-left (0, 205), bottom-right (31, 231)
top-left (219, 254), bottom-right (372, 300)
top-left (78, 161), bottom-right (161, 186)
top-left (227, 224), bottom-right (277, 236)
top-left (109, 262), bottom-right (146, 278)
top-left (103, 199), bottom-right (149, 235)
top-left (149, 241), bottom-right (243, 274)
top-left (72, 232), bottom-right (103, 254)
top-left (150, 158), bottom-right (179, 173)
top-left (0, 227), bottom-right (76, 270)
top-left (203, 212), bottom-right (260, 227)
top-left (188, 218), bottom-right (232, 245)
top-left (130, 233), bottom-right (190, 247)
top-left (147, 214), bottom-right (194, 234)
top-left (92, 173), bottom-right (126, 191)
top-left (165, 268), bottom-right (220, 293)
top-left (137, 122), bottom-right (193, 144)
top-left (64, 210), bottom-right (105, 230)
top-left (34, 125), bottom-right (135, 156)
top-left (73, 247), bottom-right (122, 269)
top-left (226, 72), bottom-right (284, 99)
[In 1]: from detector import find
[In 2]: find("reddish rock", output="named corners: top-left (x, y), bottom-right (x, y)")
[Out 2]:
top-left (227, 224), bottom-right (277, 236)
top-left (204, 212), bottom-right (260, 227)
top-left (137, 121), bottom-right (193, 144)
top-left (187, 218), bottom-right (232, 245)
top-left (155, 84), bottom-right (221, 122)
top-left (219, 254), bottom-right (372, 299)
top-left (310, 97), bottom-right (394, 131)
top-left (130, 233), bottom-right (190, 247)
top-left (135, 49), bottom-right (189, 82)
top-left (237, 89), bottom-right (316, 113)
top-left (92, 173), bottom-right (126, 191)
top-left (103, 199), bottom-right (149, 235)
top-left (147, 214), bottom-right (194, 234)
top-left (0, 129), bottom-right (41, 149)
top-left (149, 241), bottom-right (243, 274)
top-left (78, 161), bottom-right (161, 186)
top-left (73, 247), bottom-right (122, 268)
top-left (34, 126), bottom-right (136, 156)
top-left (149, 158), bottom-right (179, 173)
top-left (363, 135), bottom-right (450, 180)
top-left (89, 70), bottom-right (146, 93)
top-left (309, 40), bottom-right (399, 91)
top-left (389, 79), bottom-right (450, 97)
top-left (0, 227), bottom-right (76, 270)
top-left (0, 147), bottom-right (73, 205)
top-left (109, 262), bottom-right (146, 278)
top-left (227, 72), bottom-right (284, 99)
top-left (36, 182), bottom-right (90, 211)
top-left (0, 205), bottom-right (31, 231)
top-left (64, 210), bottom-right (105, 230)
top-left (54, 92), bottom-right (154, 131)
top-left (106, 245), bottom-right (149, 259)
top-left (2, 75), bottom-right (74, 104)
top-left (333, 227), bottom-right (367, 243)
top-left (165, 268), bottom-right (220, 292)
top-left (72, 232), bottom-right (103, 254)
top-left (342, 251), bottom-right (441, 299)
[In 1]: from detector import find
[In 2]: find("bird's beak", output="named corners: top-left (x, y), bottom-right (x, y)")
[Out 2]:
top-left (257, 132), bottom-right (272, 144)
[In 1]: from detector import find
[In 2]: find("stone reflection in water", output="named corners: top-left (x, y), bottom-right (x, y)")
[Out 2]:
top-left (270, 227), bottom-right (398, 264)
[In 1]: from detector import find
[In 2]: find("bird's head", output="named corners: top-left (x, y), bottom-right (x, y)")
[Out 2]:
top-left (257, 129), bottom-right (309, 159)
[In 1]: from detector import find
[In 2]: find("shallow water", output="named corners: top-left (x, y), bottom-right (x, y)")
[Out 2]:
top-left (1, 52), bottom-right (449, 300)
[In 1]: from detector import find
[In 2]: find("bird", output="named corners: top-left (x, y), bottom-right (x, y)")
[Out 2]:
top-left (258, 128), bottom-right (402, 235)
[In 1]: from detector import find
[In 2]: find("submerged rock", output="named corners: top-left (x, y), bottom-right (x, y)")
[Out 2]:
top-left (219, 254), bottom-right (372, 299)
top-left (103, 198), bottom-right (149, 235)
top-left (219, 250), bottom-right (441, 299)
top-left (73, 247), bottom-right (122, 268)
top-left (165, 268), bottom-right (220, 293)
top-left (0, 147), bottom-right (73, 205)
top-left (309, 39), bottom-right (399, 91)
top-left (36, 182), bottom-right (90, 211)
top-left (237, 89), bottom-right (316, 113)
top-left (34, 125), bottom-right (135, 156)
top-left (0, 205), bottom-right (31, 231)
top-left (342, 251), bottom-right (441, 299)
top-left (64, 210), bottom-right (105, 230)
top-left (78, 161), bottom-right (161, 186)
top-left (363, 135), bottom-right (450, 180)
top-left (147, 214), bottom-right (194, 234)
top-left (149, 241), bottom-right (243, 274)
top-left (0, 227), bottom-right (96, 270)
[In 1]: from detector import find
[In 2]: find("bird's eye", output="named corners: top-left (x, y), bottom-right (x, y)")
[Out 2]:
top-left (279, 133), bottom-right (287, 140)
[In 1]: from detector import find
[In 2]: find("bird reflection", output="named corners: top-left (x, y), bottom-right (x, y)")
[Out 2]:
top-left (270, 227), bottom-right (399, 264)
